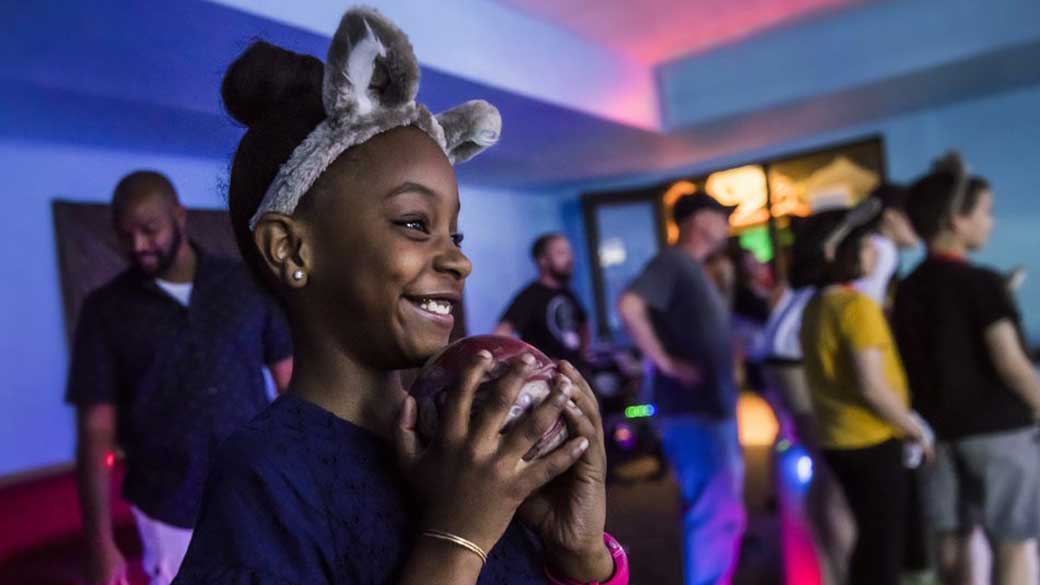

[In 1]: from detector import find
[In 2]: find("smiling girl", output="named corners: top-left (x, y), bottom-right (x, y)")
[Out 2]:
top-left (171, 8), bottom-right (624, 585)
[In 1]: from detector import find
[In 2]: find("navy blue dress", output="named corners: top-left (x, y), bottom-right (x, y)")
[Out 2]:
top-left (173, 392), bottom-right (549, 585)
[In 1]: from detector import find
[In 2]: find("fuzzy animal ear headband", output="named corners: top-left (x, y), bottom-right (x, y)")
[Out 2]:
top-left (249, 7), bottom-right (502, 230)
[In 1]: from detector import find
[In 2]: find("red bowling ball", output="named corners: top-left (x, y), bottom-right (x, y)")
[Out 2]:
top-left (410, 335), bottom-right (569, 460)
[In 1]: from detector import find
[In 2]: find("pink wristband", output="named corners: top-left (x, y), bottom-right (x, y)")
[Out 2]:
top-left (544, 533), bottom-right (629, 585)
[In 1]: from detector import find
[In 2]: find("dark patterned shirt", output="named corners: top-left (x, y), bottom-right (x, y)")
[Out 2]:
top-left (65, 245), bottom-right (292, 528)
top-left (174, 393), bottom-right (549, 585)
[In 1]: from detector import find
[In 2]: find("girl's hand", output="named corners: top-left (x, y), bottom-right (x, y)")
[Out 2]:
top-left (394, 351), bottom-right (590, 553)
top-left (518, 361), bottom-right (614, 582)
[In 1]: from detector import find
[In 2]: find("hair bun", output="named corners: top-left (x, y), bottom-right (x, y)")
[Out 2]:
top-left (222, 40), bottom-right (325, 128)
top-left (932, 150), bottom-right (967, 178)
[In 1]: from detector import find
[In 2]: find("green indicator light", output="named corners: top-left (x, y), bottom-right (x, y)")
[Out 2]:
top-left (624, 404), bottom-right (657, 419)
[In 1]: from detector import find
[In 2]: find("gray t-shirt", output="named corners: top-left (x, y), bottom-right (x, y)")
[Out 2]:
top-left (627, 247), bottom-right (737, 419)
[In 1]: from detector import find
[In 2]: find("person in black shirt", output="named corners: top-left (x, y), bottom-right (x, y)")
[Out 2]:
top-left (65, 171), bottom-right (293, 585)
top-left (893, 153), bottom-right (1040, 585)
top-left (496, 233), bottom-right (589, 367)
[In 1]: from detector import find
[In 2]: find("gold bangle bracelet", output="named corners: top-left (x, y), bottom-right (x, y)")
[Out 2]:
top-left (421, 529), bottom-right (489, 566)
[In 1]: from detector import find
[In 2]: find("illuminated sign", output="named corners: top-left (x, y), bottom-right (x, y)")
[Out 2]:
top-left (662, 157), bottom-right (881, 243)
top-left (705, 165), bottom-right (770, 227)
top-left (663, 166), bottom-right (770, 242)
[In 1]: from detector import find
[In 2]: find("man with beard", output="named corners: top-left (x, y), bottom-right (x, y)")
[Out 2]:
top-left (496, 233), bottom-right (590, 368)
top-left (65, 171), bottom-right (293, 585)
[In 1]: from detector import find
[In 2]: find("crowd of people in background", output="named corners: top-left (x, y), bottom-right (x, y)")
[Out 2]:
top-left (497, 150), bottom-right (1039, 585)
top-left (675, 152), bottom-right (1040, 585)
top-left (782, 153), bottom-right (1040, 585)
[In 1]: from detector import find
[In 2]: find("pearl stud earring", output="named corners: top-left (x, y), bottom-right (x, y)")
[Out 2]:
top-left (292, 270), bottom-right (304, 281)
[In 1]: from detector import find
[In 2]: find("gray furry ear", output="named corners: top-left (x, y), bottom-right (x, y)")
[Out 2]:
top-left (323, 7), bottom-right (420, 118)
top-left (435, 100), bottom-right (502, 164)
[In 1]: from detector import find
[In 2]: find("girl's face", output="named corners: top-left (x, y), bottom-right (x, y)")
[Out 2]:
top-left (298, 126), bottom-right (472, 370)
top-left (958, 189), bottom-right (994, 251)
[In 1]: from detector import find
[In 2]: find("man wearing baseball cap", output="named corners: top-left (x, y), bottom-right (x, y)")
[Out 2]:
top-left (618, 193), bottom-right (743, 585)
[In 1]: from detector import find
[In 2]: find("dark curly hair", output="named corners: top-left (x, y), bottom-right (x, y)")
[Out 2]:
top-left (221, 41), bottom-right (326, 292)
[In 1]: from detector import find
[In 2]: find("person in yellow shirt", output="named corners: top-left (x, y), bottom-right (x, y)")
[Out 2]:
top-left (799, 201), bottom-right (933, 585)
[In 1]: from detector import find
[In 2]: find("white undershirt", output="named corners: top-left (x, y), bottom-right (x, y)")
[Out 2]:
top-left (762, 286), bottom-right (816, 361)
top-left (854, 234), bottom-right (899, 305)
top-left (155, 279), bottom-right (193, 307)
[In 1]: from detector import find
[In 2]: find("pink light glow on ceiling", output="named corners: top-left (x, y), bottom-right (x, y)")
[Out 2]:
top-left (496, 0), bottom-right (873, 65)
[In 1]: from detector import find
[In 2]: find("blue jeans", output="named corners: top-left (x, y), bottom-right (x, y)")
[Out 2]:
top-left (658, 415), bottom-right (746, 585)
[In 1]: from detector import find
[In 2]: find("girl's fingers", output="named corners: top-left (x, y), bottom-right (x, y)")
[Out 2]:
top-left (558, 361), bottom-right (604, 428)
top-left (440, 350), bottom-right (494, 442)
top-left (561, 398), bottom-right (607, 476)
top-left (501, 375), bottom-right (573, 459)
top-left (562, 396), bottom-right (598, 441)
top-left (470, 355), bottom-right (536, 444)
top-left (517, 435), bottom-right (590, 493)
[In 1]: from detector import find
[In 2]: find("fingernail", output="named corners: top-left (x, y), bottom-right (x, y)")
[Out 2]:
top-left (574, 438), bottom-right (590, 455)
top-left (477, 349), bottom-right (492, 360)
top-left (554, 390), bottom-right (568, 405)
top-left (521, 353), bottom-right (536, 365)
top-left (567, 399), bottom-right (579, 411)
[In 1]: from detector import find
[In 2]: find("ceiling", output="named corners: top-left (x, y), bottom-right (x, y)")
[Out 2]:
top-left (4, 0), bottom-right (1039, 191)
top-left (493, 0), bottom-right (873, 64)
